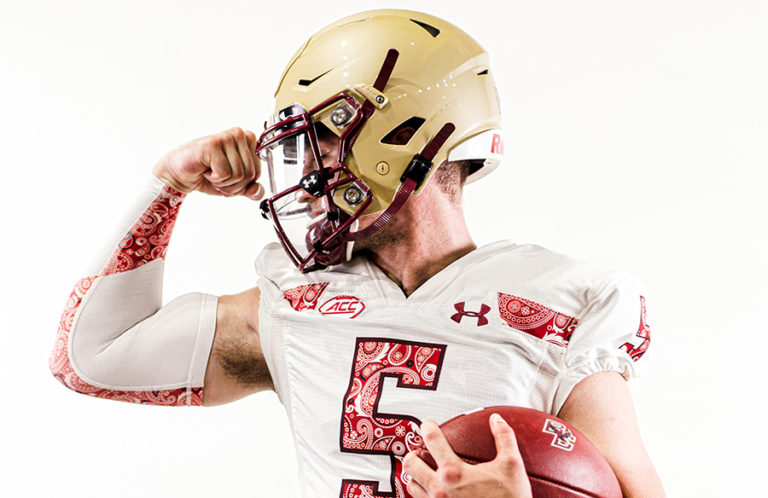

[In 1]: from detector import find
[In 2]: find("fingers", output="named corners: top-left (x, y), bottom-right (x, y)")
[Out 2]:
top-left (245, 130), bottom-right (261, 180)
top-left (403, 450), bottom-right (436, 495)
top-left (420, 420), bottom-right (458, 468)
top-left (405, 474), bottom-right (430, 498)
top-left (204, 146), bottom-right (232, 184)
top-left (243, 130), bottom-right (264, 200)
top-left (489, 413), bottom-right (526, 472)
top-left (220, 134), bottom-right (246, 187)
top-left (244, 182), bottom-right (265, 200)
top-left (404, 417), bottom-right (531, 498)
top-left (201, 128), bottom-right (263, 198)
top-left (405, 420), bottom-right (466, 493)
top-left (154, 126), bottom-right (265, 197)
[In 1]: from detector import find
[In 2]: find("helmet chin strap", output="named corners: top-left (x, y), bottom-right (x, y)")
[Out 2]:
top-left (344, 122), bottom-right (455, 242)
top-left (343, 220), bottom-right (359, 261)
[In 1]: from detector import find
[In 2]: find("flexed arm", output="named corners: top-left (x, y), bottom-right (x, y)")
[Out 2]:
top-left (50, 128), bottom-right (271, 406)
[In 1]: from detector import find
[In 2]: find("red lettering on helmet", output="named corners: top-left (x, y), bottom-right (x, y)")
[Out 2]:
top-left (491, 133), bottom-right (504, 155)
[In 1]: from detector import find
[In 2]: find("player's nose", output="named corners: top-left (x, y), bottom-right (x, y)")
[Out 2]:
top-left (297, 191), bottom-right (325, 217)
top-left (309, 197), bottom-right (325, 218)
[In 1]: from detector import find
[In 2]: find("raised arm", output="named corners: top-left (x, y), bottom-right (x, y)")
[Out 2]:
top-left (50, 128), bottom-right (271, 406)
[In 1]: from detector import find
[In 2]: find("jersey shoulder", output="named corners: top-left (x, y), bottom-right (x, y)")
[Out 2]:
top-left (448, 241), bottom-right (641, 310)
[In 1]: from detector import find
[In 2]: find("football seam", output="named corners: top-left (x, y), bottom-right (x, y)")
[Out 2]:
top-left (527, 472), bottom-right (600, 498)
top-left (458, 463), bottom-right (604, 497)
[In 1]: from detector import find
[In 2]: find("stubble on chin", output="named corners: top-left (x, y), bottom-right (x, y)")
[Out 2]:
top-left (351, 217), bottom-right (407, 255)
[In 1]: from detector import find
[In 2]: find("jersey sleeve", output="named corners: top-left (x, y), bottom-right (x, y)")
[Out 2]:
top-left (253, 242), bottom-right (296, 406)
top-left (552, 273), bottom-right (653, 414)
top-left (49, 177), bottom-right (217, 406)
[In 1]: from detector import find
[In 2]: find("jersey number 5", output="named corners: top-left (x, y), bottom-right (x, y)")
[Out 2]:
top-left (339, 338), bottom-right (447, 498)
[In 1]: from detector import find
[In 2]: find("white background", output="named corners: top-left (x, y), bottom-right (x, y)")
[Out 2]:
top-left (2, 0), bottom-right (766, 496)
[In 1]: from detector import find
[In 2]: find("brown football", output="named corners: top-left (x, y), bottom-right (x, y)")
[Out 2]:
top-left (420, 406), bottom-right (622, 498)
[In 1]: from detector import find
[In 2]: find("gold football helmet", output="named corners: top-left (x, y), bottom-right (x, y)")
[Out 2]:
top-left (256, 9), bottom-right (503, 271)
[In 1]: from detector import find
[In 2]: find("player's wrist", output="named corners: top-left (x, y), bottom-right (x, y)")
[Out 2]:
top-left (151, 164), bottom-right (195, 194)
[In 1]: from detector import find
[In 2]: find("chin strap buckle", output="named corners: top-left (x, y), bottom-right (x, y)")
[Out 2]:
top-left (343, 122), bottom-right (456, 243)
top-left (400, 153), bottom-right (433, 189)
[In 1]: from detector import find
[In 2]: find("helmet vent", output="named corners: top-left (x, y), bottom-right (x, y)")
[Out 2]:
top-left (410, 19), bottom-right (440, 38)
top-left (298, 68), bottom-right (332, 87)
top-left (476, 69), bottom-right (489, 75)
top-left (381, 117), bottom-right (426, 145)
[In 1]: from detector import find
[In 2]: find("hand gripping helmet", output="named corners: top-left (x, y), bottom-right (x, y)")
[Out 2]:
top-left (256, 9), bottom-right (503, 272)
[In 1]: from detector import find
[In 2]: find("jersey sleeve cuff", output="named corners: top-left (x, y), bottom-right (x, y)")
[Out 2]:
top-left (190, 293), bottom-right (219, 388)
top-left (552, 350), bottom-right (642, 415)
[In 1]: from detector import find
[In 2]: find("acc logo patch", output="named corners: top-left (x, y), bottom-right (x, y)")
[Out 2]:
top-left (319, 296), bottom-right (366, 318)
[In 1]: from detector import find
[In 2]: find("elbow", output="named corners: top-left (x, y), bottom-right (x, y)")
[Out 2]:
top-left (49, 320), bottom-right (126, 398)
top-left (49, 330), bottom-right (85, 395)
top-left (50, 277), bottom-right (95, 396)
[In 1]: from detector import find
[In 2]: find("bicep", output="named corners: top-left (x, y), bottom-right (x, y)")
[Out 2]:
top-left (202, 286), bottom-right (274, 406)
top-left (557, 371), bottom-right (665, 498)
top-left (51, 266), bottom-right (218, 406)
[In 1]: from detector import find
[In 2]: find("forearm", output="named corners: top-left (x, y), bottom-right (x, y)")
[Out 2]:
top-left (50, 177), bottom-right (217, 406)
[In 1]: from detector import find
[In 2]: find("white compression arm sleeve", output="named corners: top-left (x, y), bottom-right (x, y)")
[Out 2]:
top-left (50, 177), bottom-right (217, 406)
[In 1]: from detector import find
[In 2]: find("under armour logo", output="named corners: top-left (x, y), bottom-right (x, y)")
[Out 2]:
top-left (543, 419), bottom-right (576, 451)
top-left (299, 171), bottom-right (322, 196)
top-left (451, 302), bottom-right (491, 326)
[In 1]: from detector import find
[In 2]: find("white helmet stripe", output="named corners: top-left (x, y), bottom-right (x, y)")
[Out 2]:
top-left (447, 128), bottom-right (504, 184)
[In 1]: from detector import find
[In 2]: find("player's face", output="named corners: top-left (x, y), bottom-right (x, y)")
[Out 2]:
top-left (298, 127), bottom-right (340, 216)
top-left (310, 128), bottom-right (387, 238)
top-left (258, 98), bottom-right (376, 271)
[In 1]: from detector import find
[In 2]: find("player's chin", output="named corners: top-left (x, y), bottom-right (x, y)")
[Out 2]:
top-left (352, 222), bottom-right (406, 254)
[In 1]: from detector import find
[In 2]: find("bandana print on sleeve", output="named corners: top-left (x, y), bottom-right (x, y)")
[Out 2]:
top-left (283, 282), bottom-right (330, 311)
top-left (497, 292), bottom-right (579, 347)
top-left (620, 296), bottom-right (651, 361)
top-left (49, 186), bottom-right (202, 406)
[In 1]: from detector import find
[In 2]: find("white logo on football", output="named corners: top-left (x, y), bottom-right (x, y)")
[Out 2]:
top-left (542, 419), bottom-right (576, 451)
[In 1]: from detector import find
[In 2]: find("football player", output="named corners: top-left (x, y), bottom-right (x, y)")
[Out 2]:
top-left (50, 9), bottom-right (664, 497)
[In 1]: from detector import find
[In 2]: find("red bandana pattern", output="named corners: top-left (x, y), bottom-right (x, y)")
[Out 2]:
top-left (49, 185), bottom-right (202, 406)
top-left (620, 296), bottom-right (651, 361)
top-left (497, 293), bottom-right (579, 347)
top-left (283, 282), bottom-right (330, 311)
top-left (340, 340), bottom-right (446, 498)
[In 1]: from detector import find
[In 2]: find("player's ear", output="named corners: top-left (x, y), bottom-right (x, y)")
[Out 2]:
top-left (381, 121), bottom-right (423, 146)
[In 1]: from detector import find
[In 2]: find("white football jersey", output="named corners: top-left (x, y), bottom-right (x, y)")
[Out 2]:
top-left (255, 241), bottom-right (652, 498)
